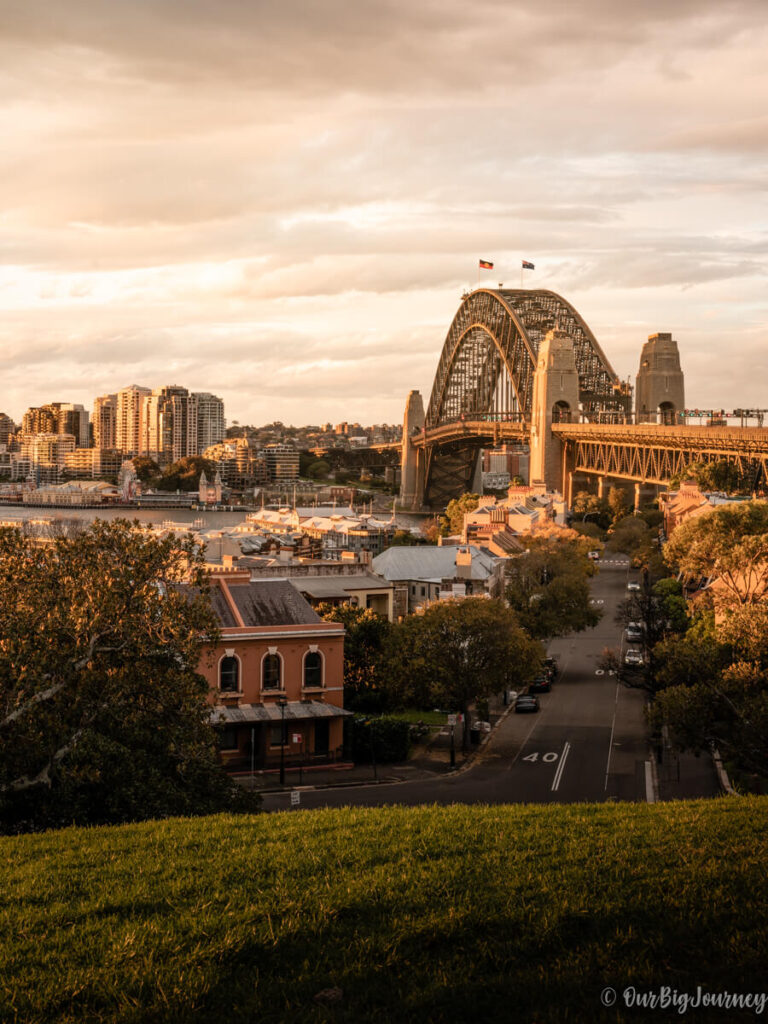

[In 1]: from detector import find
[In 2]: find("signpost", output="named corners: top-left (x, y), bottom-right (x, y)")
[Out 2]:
top-left (447, 714), bottom-right (457, 769)
top-left (290, 790), bottom-right (300, 808)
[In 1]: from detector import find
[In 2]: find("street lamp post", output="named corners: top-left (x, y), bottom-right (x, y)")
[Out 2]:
top-left (278, 697), bottom-right (287, 787)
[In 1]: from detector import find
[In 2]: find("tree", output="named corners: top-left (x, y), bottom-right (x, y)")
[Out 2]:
top-left (385, 598), bottom-right (540, 749)
top-left (669, 460), bottom-right (745, 495)
top-left (420, 516), bottom-right (443, 544)
top-left (664, 501), bottom-right (768, 609)
top-left (505, 528), bottom-right (601, 639)
top-left (132, 456), bottom-right (161, 484)
top-left (306, 459), bottom-right (331, 480)
top-left (388, 529), bottom-right (422, 547)
top-left (317, 604), bottom-right (392, 712)
top-left (441, 492), bottom-right (480, 536)
top-left (157, 456), bottom-right (216, 492)
top-left (571, 490), bottom-right (610, 528)
top-left (0, 520), bottom-right (251, 833)
top-left (606, 515), bottom-right (664, 575)
top-left (607, 485), bottom-right (628, 525)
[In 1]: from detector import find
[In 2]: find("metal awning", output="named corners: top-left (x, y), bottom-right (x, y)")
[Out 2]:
top-left (211, 700), bottom-right (352, 725)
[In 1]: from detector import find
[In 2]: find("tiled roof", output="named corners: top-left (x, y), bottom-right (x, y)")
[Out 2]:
top-left (372, 545), bottom-right (498, 582)
top-left (226, 579), bottom-right (321, 627)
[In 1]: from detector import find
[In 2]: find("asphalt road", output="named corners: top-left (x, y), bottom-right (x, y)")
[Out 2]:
top-left (262, 556), bottom-right (651, 812)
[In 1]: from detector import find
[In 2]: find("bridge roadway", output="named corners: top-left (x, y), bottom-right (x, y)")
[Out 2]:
top-left (399, 418), bottom-right (768, 488)
top-left (261, 558), bottom-right (652, 812)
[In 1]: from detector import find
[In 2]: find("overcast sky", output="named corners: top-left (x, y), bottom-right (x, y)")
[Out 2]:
top-left (1, 0), bottom-right (766, 426)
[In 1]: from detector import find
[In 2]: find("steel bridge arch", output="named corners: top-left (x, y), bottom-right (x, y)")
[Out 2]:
top-left (425, 288), bottom-right (622, 428)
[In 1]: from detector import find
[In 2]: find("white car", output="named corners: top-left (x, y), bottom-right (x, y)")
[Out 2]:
top-left (627, 580), bottom-right (641, 592)
top-left (624, 648), bottom-right (644, 666)
top-left (587, 550), bottom-right (600, 561)
top-left (625, 622), bottom-right (643, 642)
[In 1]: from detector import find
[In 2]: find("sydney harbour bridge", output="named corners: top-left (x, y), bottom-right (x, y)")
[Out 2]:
top-left (385, 287), bottom-right (768, 511)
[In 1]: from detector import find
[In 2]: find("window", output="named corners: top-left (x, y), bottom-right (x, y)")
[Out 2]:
top-left (263, 653), bottom-right (281, 689)
top-left (217, 726), bottom-right (239, 750)
top-left (270, 723), bottom-right (287, 746)
top-left (219, 656), bottom-right (239, 692)
top-left (304, 651), bottom-right (323, 688)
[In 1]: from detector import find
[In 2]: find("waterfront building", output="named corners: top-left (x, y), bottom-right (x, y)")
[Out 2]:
top-left (93, 394), bottom-right (118, 450)
top-left (194, 392), bottom-right (226, 452)
top-left (142, 386), bottom-right (198, 464)
top-left (116, 385), bottom-right (151, 456)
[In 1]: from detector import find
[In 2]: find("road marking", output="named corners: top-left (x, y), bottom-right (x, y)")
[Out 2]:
top-left (604, 683), bottom-right (620, 790)
top-left (551, 741), bottom-right (570, 792)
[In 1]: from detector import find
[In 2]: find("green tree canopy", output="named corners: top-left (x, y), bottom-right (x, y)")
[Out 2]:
top-left (505, 528), bottom-right (601, 639)
top-left (441, 493), bottom-right (480, 536)
top-left (0, 520), bottom-right (249, 832)
top-left (664, 501), bottom-right (768, 609)
top-left (317, 603), bottom-right (393, 713)
top-left (156, 456), bottom-right (217, 492)
top-left (385, 598), bottom-right (540, 749)
top-left (131, 456), bottom-right (161, 484)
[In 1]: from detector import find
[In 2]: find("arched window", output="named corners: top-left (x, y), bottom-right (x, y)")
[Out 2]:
top-left (262, 653), bottom-right (281, 690)
top-left (304, 651), bottom-right (323, 688)
top-left (220, 656), bottom-right (239, 692)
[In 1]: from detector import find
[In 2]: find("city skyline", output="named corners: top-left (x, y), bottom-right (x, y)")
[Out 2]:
top-left (1, 1), bottom-right (766, 425)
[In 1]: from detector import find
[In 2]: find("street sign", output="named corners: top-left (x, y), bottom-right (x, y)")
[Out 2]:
top-left (292, 733), bottom-right (302, 745)
top-left (447, 714), bottom-right (457, 727)
top-left (290, 790), bottom-right (300, 807)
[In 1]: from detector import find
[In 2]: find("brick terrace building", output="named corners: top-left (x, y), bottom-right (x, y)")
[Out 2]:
top-left (201, 570), bottom-right (350, 769)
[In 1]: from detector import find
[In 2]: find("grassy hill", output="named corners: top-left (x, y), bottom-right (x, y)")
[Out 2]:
top-left (2, 798), bottom-right (767, 1023)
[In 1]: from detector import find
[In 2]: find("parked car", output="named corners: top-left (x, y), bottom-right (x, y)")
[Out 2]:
top-left (528, 675), bottom-right (551, 694)
top-left (624, 648), bottom-right (644, 666)
top-left (625, 622), bottom-right (643, 642)
top-left (514, 694), bottom-right (540, 713)
top-left (587, 550), bottom-right (600, 561)
top-left (543, 656), bottom-right (559, 679)
top-left (627, 580), bottom-right (641, 592)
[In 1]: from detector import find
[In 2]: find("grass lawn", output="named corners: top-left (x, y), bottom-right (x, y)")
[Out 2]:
top-left (382, 709), bottom-right (448, 726)
top-left (2, 798), bottom-right (767, 1023)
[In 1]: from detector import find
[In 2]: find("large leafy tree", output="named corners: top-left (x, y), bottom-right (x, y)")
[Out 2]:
top-left (0, 520), bottom-right (248, 832)
top-left (317, 603), bottom-right (393, 712)
top-left (664, 501), bottom-right (768, 609)
top-left (441, 492), bottom-right (480, 536)
top-left (385, 598), bottom-right (540, 749)
top-left (505, 527), bottom-right (601, 639)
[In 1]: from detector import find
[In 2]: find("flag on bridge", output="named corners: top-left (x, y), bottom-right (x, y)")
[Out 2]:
top-left (479, 259), bottom-right (494, 269)
top-left (522, 260), bottom-right (535, 270)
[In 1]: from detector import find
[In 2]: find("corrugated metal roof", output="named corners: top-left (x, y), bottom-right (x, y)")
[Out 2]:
top-left (211, 700), bottom-right (352, 724)
top-left (371, 545), bottom-right (498, 582)
top-left (291, 573), bottom-right (393, 600)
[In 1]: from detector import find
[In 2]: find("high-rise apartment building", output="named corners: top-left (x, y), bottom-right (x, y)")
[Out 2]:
top-left (0, 413), bottom-right (14, 446)
top-left (194, 392), bottom-right (226, 453)
top-left (143, 386), bottom-right (198, 464)
top-left (21, 404), bottom-right (89, 447)
top-left (93, 394), bottom-right (118, 450)
top-left (19, 433), bottom-right (77, 483)
top-left (116, 385), bottom-right (151, 456)
top-left (22, 406), bottom-right (57, 435)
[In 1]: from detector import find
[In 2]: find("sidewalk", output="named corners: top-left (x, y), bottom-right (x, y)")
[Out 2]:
top-left (655, 746), bottom-right (722, 800)
top-left (233, 695), bottom-right (513, 794)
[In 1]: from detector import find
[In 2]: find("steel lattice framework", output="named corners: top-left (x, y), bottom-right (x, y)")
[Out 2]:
top-left (425, 288), bottom-right (625, 428)
top-left (553, 424), bottom-right (768, 489)
top-left (421, 288), bottom-right (627, 505)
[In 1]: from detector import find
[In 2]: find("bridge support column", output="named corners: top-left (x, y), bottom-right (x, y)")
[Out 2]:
top-left (529, 329), bottom-right (580, 494)
top-left (399, 390), bottom-right (426, 511)
top-left (634, 482), bottom-right (641, 514)
top-left (597, 476), bottom-right (605, 500)
top-left (566, 471), bottom-right (574, 508)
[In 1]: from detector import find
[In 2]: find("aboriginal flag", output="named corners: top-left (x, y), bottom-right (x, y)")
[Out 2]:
top-left (479, 259), bottom-right (494, 269)
top-left (522, 260), bottom-right (535, 270)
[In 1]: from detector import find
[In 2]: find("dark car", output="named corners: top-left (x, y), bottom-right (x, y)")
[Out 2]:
top-left (528, 675), bottom-right (551, 693)
top-left (514, 694), bottom-right (540, 713)
top-left (543, 656), bottom-right (559, 680)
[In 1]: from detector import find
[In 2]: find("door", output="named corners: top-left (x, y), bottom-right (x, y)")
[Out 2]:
top-left (314, 719), bottom-right (330, 756)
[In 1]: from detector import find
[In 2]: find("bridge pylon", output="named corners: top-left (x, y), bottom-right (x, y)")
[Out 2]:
top-left (400, 389), bottom-right (425, 510)
top-left (529, 328), bottom-right (580, 494)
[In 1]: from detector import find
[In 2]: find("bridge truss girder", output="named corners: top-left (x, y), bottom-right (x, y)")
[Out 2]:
top-left (556, 427), bottom-right (768, 490)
